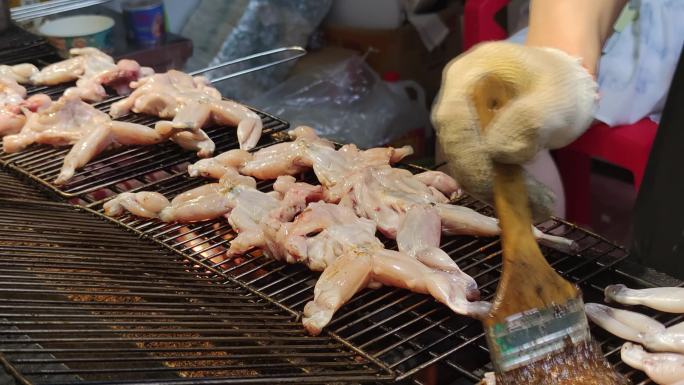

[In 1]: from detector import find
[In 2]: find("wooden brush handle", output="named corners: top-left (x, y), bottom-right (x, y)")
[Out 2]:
top-left (471, 75), bottom-right (579, 326)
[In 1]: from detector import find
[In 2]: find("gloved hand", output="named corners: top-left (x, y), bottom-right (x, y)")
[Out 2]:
top-left (431, 41), bottom-right (598, 220)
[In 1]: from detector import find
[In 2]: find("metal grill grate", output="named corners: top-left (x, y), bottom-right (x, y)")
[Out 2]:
top-left (0, 48), bottom-right (290, 204)
top-left (82, 163), bottom-right (680, 385)
top-left (0, 25), bottom-right (59, 66)
top-left (0, 169), bottom-right (51, 201)
top-left (0, 98), bottom-right (290, 203)
top-left (0, 199), bottom-right (393, 385)
top-left (0, 26), bottom-right (67, 99)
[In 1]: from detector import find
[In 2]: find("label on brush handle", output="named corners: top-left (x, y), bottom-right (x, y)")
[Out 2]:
top-left (485, 297), bottom-right (590, 372)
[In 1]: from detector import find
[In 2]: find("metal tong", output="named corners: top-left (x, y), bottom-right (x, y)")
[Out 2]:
top-left (11, 0), bottom-right (112, 23)
top-left (191, 46), bottom-right (307, 84)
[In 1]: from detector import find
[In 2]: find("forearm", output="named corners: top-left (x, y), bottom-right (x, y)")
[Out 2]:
top-left (525, 0), bottom-right (628, 75)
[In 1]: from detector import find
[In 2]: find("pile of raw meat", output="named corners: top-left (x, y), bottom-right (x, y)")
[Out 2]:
top-left (0, 48), bottom-right (262, 185)
top-left (583, 285), bottom-right (684, 384)
top-left (104, 126), bottom-right (576, 335)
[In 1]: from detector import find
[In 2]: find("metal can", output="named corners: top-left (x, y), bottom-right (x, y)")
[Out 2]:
top-left (122, 0), bottom-right (165, 47)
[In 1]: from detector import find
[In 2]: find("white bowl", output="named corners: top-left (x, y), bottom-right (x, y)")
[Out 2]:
top-left (39, 15), bottom-right (115, 57)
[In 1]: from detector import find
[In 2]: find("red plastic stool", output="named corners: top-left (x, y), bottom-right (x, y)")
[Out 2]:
top-left (554, 119), bottom-right (658, 224)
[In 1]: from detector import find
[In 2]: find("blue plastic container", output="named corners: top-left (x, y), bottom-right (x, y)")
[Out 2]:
top-left (122, 0), bottom-right (165, 47)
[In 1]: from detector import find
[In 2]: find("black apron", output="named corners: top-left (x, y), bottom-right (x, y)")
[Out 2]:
top-left (631, 47), bottom-right (684, 278)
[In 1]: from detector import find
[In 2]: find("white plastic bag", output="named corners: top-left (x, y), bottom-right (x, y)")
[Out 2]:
top-left (249, 55), bottom-right (430, 148)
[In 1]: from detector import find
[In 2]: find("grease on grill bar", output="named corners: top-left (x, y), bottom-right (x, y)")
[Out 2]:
top-left (85, 164), bottom-right (675, 384)
top-left (0, 199), bottom-right (393, 385)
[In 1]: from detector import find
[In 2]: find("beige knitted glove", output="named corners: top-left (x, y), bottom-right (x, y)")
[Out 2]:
top-left (431, 41), bottom-right (598, 220)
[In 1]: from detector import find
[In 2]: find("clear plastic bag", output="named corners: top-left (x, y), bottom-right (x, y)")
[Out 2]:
top-left (205, 0), bottom-right (332, 101)
top-left (249, 55), bottom-right (431, 148)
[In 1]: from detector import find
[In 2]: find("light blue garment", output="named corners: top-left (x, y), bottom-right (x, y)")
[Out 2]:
top-left (509, 0), bottom-right (684, 126)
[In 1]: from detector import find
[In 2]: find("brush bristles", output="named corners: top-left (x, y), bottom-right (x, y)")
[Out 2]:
top-left (495, 340), bottom-right (628, 385)
top-left (486, 297), bottom-right (590, 372)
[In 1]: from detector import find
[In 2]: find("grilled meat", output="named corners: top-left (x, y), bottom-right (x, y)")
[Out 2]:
top-left (585, 303), bottom-right (666, 343)
top-left (3, 94), bottom-right (175, 184)
top-left (188, 126), bottom-right (336, 180)
top-left (288, 202), bottom-right (488, 335)
top-left (605, 284), bottom-right (684, 313)
top-left (190, 127), bottom-right (574, 251)
top-left (102, 191), bottom-right (171, 218)
top-left (0, 63), bottom-right (39, 83)
top-left (109, 69), bottom-right (262, 152)
top-left (0, 75), bottom-right (51, 136)
top-left (587, 302), bottom-right (684, 355)
top-left (104, 173), bottom-right (488, 336)
top-left (30, 47), bottom-right (152, 102)
top-left (621, 342), bottom-right (684, 384)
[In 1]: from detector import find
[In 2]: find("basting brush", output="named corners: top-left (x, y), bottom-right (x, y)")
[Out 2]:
top-left (471, 74), bottom-right (626, 384)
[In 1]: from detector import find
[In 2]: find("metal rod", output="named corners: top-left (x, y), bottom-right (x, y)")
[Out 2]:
top-left (12, 351), bottom-right (352, 363)
top-left (0, 353), bottom-right (32, 385)
top-left (189, 46), bottom-right (306, 84)
top-left (12, 0), bottom-right (85, 13)
top-left (11, 0), bottom-right (112, 22)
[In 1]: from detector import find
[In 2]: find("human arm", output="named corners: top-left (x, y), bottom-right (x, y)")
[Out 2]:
top-left (526, 0), bottom-right (628, 75)
top-left (431, 0), bottom-right (627, 218)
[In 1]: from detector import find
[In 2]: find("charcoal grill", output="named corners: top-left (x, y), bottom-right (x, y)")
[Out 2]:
top-left (0, 198), bottom-right (394, 385)
top-left (1, 28), bottom-right (682, 385)
top-left (2, 172), bottom-right (682, 385)
top-left (91, 173), bottom-right (684, 385)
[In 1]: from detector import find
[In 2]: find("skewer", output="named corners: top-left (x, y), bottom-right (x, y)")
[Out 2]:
top-left (11, 0), bottom-right (112, 22)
